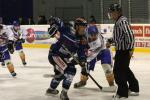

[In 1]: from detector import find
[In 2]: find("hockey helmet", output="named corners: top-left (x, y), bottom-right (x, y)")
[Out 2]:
top-left (109, 3), bottom-right (122, 12)
top-left (87, 25), bottom-right (99, 35)
top-left (13, 20), bottom-right (20, 26)
top-left (74, 17), bottom-right (88, 27)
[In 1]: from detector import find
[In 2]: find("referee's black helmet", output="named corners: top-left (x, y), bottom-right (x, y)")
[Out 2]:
top-left (109, 3), bottom-right (122, 12)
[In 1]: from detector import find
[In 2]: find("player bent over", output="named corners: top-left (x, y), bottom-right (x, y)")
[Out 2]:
top-left (45, 17), bottom-right (87, 100)
top-left (74, 25), bottom-right (116, 90)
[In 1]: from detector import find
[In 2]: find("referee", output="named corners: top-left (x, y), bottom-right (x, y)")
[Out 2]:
top-left (108, 3), bottom-right (139, 99)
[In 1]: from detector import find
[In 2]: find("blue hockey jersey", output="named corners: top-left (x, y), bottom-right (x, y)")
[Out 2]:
top-left (50, 24), bottom-right (87, 63)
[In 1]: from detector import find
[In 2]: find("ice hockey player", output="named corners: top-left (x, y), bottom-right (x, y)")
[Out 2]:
top-left (45, 17), bottom-right (87, 100)
top-left (0, 24), bottom-right (17, 77)
top-left (74, 25), bottom-right (116, 90)
top-left (8, 21), bottom-right (27, 66)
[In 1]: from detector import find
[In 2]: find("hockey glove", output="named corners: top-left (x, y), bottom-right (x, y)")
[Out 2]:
top-left (7, 40), bottom-right (14, 54)
top-left (107, 38), bottom-right (113, 44)
top-left (106, 42), bottom-right (111, 48)
top-left (17, 38), bottom-right (25, 43)
top-left (81, 66), bottom-right (89, 76)
top-left (129, 49), bottom-right (134, 58)
top-left (48, 24), bottom-right (58, 37)
top-left (80, 62), bottom-right (89, 76)
top-left (0, 52), bottom-right (3, 60)
top-left (79, 62), bottom-right (86, 67)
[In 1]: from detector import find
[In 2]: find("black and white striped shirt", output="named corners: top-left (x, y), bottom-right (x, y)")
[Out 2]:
top-left (113, 16), bottom-right (135, 50)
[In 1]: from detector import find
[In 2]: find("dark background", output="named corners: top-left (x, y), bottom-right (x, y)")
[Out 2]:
top-left (0, 0), bottom-right (33, 24)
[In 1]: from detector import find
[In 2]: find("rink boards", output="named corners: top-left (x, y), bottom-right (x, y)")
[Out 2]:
top-left (19, 24), bottom-right (150, 53)
top-left (22, 43), bottom-right (150, 53)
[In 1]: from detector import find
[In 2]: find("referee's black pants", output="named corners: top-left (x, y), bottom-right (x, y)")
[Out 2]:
top-left (113, 50), bottom-right (139, 97)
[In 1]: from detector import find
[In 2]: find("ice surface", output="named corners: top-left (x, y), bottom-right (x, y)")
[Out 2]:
top-left (0, 48), bottom-right (150, 100)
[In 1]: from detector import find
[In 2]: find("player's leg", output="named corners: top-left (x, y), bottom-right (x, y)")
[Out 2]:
top-left (46, 54), bottom-right (66, 95)
top-left (15, 42), bottom-right (26, 65)
top-left (19, 50), bottom-right (26, 65)
top-left (61, 64), bottom-right (76, 100)
top-left (1, 59), bottom-right (5, 66)
top-left (46, 69), bottom-right (64, 95)
top-left (0, 50), bottom-right (5, 66)
top-left (74, 59), bottom-right (96, 88)
top-left (99, 49), bottom-right (115, 86)
top-left (4, 50), bottom-right (17, 77)
top-left (1, 60), bottom-right (5, 66)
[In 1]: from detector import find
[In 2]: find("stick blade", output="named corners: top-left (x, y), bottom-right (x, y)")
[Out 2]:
top-left (43, 74), bottom-right (54, 78)
top-left (102, 86), bottom-right (117, 92)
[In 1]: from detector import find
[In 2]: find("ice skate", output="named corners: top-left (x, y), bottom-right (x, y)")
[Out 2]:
top-left (113, 94), bottom-right (128, 100)
top-left (22, 61), bottom-right (27, 66)
top-left (46, 88), bottom-right (59, 96)
top-left (60, 90), bottom-right (69, 100)
top-left (74, 81), bottom-right (86, 88)
top-left (128, 90), bottom-right (139, 96)
top-left (1, 62), bottom-right (5, 66)
top-left (11, 71), bottom-right (17, 77)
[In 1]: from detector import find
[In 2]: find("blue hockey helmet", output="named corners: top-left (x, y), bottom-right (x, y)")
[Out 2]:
top-left (13, 20), bottom-right (20, 26)
top-left (87, 25), bottom-right (99, 35)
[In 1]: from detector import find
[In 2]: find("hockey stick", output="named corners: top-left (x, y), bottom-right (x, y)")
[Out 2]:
top-left (62, 45), bottom-right (116, 92)
top-left (88, 74), bottom-right (116, 92)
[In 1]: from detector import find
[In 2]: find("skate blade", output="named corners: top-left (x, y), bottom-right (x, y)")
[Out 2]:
top-left (43, 74), bottom-right (55, 78)
top-left (45, 93), bottom-right (58, 97)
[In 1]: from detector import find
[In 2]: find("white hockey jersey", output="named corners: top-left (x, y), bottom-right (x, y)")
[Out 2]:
top-left (0, 26), bottom-right (13, 46)
top-left (87, 33), bottom-right (105, 62)
top-left (7, 26), bottom-right (27, 42)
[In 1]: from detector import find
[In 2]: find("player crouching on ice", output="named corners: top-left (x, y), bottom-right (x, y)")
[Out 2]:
top-left (0, 24), bottom-right (17, 77)
top-left (74, 25), bottom-right (116, 91)
top-left (45, 17), bottom-right (88, 100)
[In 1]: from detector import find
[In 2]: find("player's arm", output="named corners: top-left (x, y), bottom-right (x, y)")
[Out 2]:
top-left (20, 29), bottom-right (28, 43)
top-left (77, 37), bottom-right (88, 64)
top-left (6, 29), bottom-right (15, 54)
top-left (17, 30), bottom-right (26, 43)
top-left (50, 33), bottom-right (64, 55)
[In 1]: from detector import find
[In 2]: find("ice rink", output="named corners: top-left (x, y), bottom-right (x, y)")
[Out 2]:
top-left (0, 48), bottom-right (150, 100)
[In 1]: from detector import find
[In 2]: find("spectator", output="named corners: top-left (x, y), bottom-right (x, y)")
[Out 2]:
top-left (37, 15), bottom-right (47, 25)
top-left (19, 17), bottom-right (26, 25)
top-left (27, 17), bottom-right (35, 25)
top-left (90, 15), bottom-right (97, 24)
